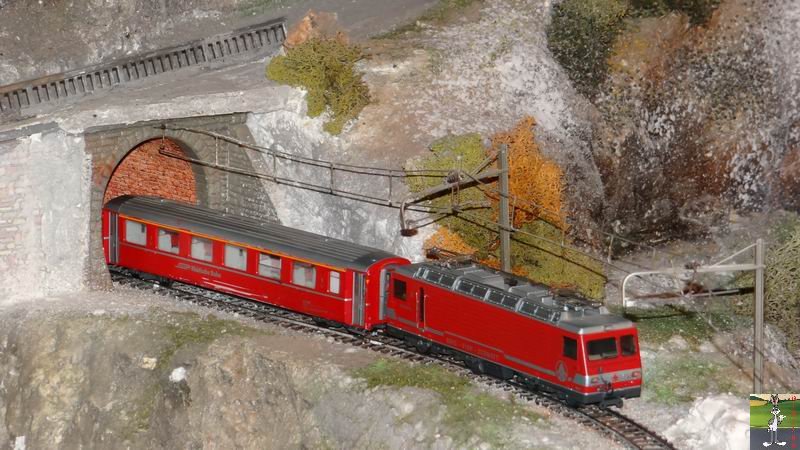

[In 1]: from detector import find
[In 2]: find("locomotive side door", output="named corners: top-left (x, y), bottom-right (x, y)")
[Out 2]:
top-left (379, 269), bottom-right (390, 321)
top-left (417, 287), bottom-right (426, 330)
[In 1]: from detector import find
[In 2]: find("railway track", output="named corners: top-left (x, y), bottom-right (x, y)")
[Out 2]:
top-left (110, 267), bottom-right (676, 450)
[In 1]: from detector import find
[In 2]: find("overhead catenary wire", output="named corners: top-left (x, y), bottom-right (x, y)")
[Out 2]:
top-left (159, 125), bottom-right (450, 178)
top-left (457, 168), bottom-right (684, 261)
top-left (162, 124), bottom-right (756, 325)
top-left (158, 125), bottom-right (682, 280)
top-left (158, 145), bottom-right (490, 217)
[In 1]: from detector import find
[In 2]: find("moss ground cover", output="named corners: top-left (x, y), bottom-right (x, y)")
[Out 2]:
top-left (354, 359), bottom-right (543, 446)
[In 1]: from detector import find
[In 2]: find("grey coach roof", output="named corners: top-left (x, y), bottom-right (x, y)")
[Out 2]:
top-left (105, 196), bottom-right (399, 271)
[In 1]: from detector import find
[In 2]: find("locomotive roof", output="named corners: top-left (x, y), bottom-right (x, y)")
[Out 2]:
top-left (395, 261), bottom-right (633, 335)
top-left (105, 196), bottom-right (399, 271)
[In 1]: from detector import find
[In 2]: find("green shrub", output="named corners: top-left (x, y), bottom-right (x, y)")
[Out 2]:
top-left (547, 0), bottom-right (629, 98)
top-left (266, 38), bottom-right (370, 135)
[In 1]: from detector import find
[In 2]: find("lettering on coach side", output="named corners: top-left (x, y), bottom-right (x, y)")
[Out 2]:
top-left (176, 262), bottom-right (222, 278)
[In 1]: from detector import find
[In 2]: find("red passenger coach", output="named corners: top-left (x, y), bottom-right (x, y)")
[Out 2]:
top-left (102, 196), bottom-right (409, 330)
top-left (383, 263), bottom-right (642, 406)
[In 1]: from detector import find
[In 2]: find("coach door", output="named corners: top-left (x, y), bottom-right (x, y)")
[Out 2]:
top-left (352, 272), bottom-right (366, 327)
top-left (108, 212), bottom-right (119, 264)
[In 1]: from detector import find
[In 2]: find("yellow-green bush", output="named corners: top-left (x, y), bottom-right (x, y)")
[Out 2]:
top-left (266, 38), bottom-right (370, 134)
top-left (406, 133), bottom-right (497, 251)
top-left (405, 133), bottom-right (485, 193)
top-left (512, 221), bottom-right (606, 299)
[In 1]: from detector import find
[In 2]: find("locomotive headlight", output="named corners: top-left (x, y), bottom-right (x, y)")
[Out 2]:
top-left (631, 370), bottom-right (641, 379)
top-left (590, 377), bottom-right (602, 385)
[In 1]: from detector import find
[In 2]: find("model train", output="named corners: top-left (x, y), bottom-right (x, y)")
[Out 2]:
top-left (103, 195), bottom-right (642, 406)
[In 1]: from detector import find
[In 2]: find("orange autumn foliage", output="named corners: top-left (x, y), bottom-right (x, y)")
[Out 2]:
top-left (424, 227), bottom-right (478, 256)
top-left (490, 116), bottom-right (566, 230)
top-left (425, 228), bottom-right (528, 276)
top-left (285, 10), bottom-right (347, 48)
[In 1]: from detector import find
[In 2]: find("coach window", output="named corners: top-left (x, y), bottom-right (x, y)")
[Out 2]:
top-left (125, 220), bottom-right (147, 246)
top-left (157, 228), bottom-right (180, 254)
top-left (393, 279), bottom-right (407, 300)
top-left (292, 261), bottom-right (316, 288)
top-left (329, 271), bottom-right (341, 294)
top-left (563, 337), bottom-right (578, 360)
top-left (258, 253), bottom-right (281, 279)
top-left (224, 244), bottom-right (247, 271)
top-left (621, 335), bottom-right (636, 356)
top-left (190, 236), bottom-right (213, 262)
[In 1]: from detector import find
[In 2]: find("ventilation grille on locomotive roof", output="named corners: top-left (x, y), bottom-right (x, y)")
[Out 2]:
top-left (413, 265), bottom-right (603, 325)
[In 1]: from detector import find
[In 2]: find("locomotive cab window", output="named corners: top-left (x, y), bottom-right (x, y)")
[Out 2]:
top-left (258, 253), bottom-right (281, 279)
top-left (190, 236), bottom-right (213, 262)
top-left (224, 244), bottom-right (247, 271)
top-left (563, 337), bottom-right (578, 360)
top-left (329, 271), bottom-right (341, 294)
top-left (621, 335), bottom-right (636, 356)
top-left (587, 338), bottom-right (618, 361)
top-left (157, 228), bottom-right (180, 254)
top-left (125, 220), bottom-right (147, 245)
top-left (292, 262), bottom-right (316, 288)
top-left (393, 279), bottom-right (407, 300)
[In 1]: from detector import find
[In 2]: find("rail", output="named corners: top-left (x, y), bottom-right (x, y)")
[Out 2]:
top-left (111, 267), bottom-right (677, 450)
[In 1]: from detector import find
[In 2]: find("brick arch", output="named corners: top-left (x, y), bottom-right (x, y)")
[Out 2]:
top-left (84, 113), bottom-right (278, 290)
top-left (103, 137), bottom-right (203, 205)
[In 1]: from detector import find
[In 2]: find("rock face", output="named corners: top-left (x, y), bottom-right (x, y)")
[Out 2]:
top-left (593, 0), bottom-right (798, 240)
top-left (0, 293), bottom-right (599, 450)
top-left (0, 303), bottom-right (331, 449)
top-left (247, 111), bottom-right (432, 261)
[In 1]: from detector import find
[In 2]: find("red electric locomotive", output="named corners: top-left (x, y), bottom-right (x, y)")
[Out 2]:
top-left (103, 195), bottom-right (641, 406)
top-left (383, 263), bottom-right (642, 406)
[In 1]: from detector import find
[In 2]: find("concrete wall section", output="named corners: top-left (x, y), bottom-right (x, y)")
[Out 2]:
top-left (0, 131), bottom-right (91, 302)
